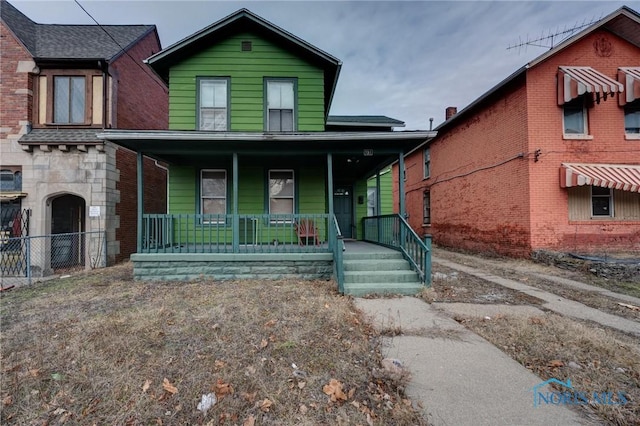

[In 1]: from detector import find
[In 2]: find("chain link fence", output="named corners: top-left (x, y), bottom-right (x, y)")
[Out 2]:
top-left (1, 231), bottom-right (106, 288)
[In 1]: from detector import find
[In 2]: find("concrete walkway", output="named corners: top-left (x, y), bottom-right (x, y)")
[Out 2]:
top-left (355, 297), bottom-right (595, 425)
top-left (433, 257), bottom-right (640, 337)
top-left (354, 255), bottom-right (639, 425)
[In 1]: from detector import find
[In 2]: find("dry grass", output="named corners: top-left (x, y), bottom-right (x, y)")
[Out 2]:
top-left (461, 314), bottom-right (640, 425)
top-left (0, 263), bottom-right (426, 425)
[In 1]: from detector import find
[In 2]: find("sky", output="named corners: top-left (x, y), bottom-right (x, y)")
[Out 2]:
top-left (10, 0), bottom-right (639, 130)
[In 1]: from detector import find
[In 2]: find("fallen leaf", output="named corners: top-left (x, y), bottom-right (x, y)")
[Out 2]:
top-left (264, 319), bottom-right (278, 327)
top-left (297, 381), bottom-right (306, 390)
top-left (214, 360), bottom-right (226, 369)
top-left (142, 379), bottom-right (151, 393)
top-left (213, 379), bottom-right (233, 399)
top-left (259, 339), bottom-right (269, 349)
top-left (162, 378), bottom-right (178, 394)
top-left (548, 360), bottom-right (564, 368)
top-left (2, 395), bottom-right (13, 406)
top-left (243, 415), bottom-right (255, 426)
top-left (241, 392), bottom-right (257, 403)
top-left (299, 404), bottom-right (308, 414)
top-left (324, 303), bottom-right (330, 309)
top-left (245, 366), bottom-right (256, 376)
top-left (29, 369), bottom-right (41, 377)
top-left (348, 388), bottom-right (356, 399)
top-left (323, 379), bottom-right (347, 402)
top-left (259, 398), bottom-right (273, 412)
top-left (350, 400), bottom-right (360, 409)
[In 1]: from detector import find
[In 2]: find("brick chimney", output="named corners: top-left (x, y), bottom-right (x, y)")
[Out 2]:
top-left (445, 106), bottom-right (457, 120)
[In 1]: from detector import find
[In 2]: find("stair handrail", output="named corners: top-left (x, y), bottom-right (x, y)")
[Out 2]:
top-left (397, 214), bottom-right (431, 287)
top-left (330, 214), bottom-right (345, 293)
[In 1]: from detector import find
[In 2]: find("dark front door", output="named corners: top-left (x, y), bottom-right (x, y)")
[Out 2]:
top-left (51, 194), bottom-right (85, 268)
top-left (333, 187), bottom-right (353, 238)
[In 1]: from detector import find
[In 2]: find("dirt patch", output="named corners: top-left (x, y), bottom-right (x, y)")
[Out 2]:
top-left (0, 263), bottom-right (426, 425)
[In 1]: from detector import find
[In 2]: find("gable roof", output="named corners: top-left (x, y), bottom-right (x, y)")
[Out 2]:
top-left (327, 115), bottom-right (405, 128)
top-left (145, 8), bottom-right (342, 120)
top-left (435, 5), bottom-right (640, 133)
top-left (1, 0), bottom-right (156, 61)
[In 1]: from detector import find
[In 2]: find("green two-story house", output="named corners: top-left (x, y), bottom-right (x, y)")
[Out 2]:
top-left (100, 9), bottom-right (433, 292)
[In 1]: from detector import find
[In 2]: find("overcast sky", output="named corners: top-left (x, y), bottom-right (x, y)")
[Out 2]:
top-left (11, 0), bottom-right (638, 130)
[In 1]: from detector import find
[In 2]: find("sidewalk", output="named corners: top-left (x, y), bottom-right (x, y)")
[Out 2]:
top-left (355, 297), bottom-right (595, 425)
top-left (354, 256), bottom-right (639, 425)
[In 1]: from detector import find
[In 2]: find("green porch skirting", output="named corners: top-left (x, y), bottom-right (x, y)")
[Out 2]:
top-left (131, 253), bottom-right (334, 281)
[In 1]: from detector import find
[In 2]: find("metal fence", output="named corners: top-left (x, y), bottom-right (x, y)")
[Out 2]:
top-left (0, 231), bottom-right (106, 287)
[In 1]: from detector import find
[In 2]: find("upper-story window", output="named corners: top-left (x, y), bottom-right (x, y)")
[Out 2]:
top-left (563, 97), bottom-right (588, 135)
top-left (624, 101), bottom-right (640, 134)
top-left (423, 148), bottom-right (431, 179)
top-left (198, 78), bottom-right (229, 131)
top-left (54, 76), bottom-right (85, 124)
top-left (266, 79), bottom-right (295, 131)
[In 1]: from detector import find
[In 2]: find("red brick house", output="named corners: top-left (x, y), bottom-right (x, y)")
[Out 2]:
top-left (396, 6), bottom-right (640, 257)
top-left (0, 0), bottom-right (168, 271)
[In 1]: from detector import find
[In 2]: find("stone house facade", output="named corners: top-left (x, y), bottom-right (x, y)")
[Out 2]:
top-left (0, 0), bottom-right (168, 272)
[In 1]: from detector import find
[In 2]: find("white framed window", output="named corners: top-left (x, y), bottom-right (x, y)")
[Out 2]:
top-left (54, 76), bottom-right (85, 123)
top-left (199, 78), bottom-right (228, 131)
top-left (624, 102), bottom-right (640, 134)
top-left (201, 170), bottom-right (227, 222)
top-left (591, 186), bottom-right (613, 217)
top-left (423, 191), bottom-right (431, 225)
top-left (424, 148), bottom-right (431, 178)
top-left (266, 79), bottom-right (295, 131)
top-left (269, 170), bottom-right (294, 218)
top-left (563, 97), bottom-right (588, 135)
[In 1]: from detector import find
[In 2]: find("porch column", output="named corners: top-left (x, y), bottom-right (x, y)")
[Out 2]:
top-left (398, 152), bottom-right (405, 217)
top-left (327, 153), bottom-right (334, 216)
top-left (137, 151), bottom-right (144, 253)
top-left (375, 169), bottom-right (381, 215)
top-left (232, 152), bottom-right (239, 252)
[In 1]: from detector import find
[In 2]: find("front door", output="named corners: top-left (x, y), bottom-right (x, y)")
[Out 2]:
top-left (333, 187), bottom-right (353, 238)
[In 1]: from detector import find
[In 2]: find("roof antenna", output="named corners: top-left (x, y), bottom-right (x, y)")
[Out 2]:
top-left (507, 14), bottom-right (602, 53)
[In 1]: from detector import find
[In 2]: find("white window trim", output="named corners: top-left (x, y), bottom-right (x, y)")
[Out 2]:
top-left (200, 169), bottom-right (227, 223)
top-left (268, 169), bottom-right (295, 221)
top-left (591, 186), bottom-right (613, 218)
top-left (562, 98), bottom-right (589, 137)
top-left (423, 148), bottom-right (431, 179)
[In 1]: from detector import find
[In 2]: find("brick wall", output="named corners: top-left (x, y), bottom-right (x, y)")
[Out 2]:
top-left (397, 74), bottom-right (532, 257)
top-left (110, 30), bottom-right (168, 129)
top-left (526, 29), bottom-right (640, 252)
top-left (115, 147), bottom-right (167, 262)
top-left (0, 21), bottom-right (33, 138)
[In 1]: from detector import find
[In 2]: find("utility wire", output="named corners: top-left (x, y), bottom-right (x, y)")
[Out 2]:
top-left (73, 0), bottom-right (167, 93)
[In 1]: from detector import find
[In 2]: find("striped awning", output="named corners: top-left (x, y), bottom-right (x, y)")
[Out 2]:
top-left (560, 163), bottom-right (640, 193)
top-left (618, 67), bottom-right (640, 105)
top-left (557, 66), bottom-right (623, 105)
top-left (0, 192), bottom-right (27, 201)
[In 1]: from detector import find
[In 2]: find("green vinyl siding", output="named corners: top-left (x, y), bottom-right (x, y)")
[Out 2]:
top-left (298, 166), bottom-right (326, 214)
top-left (169, 33), bottom-right (325, 131)
top-left (379, 169), bottom-right (393, 215)
top-left (354, 179), bottom-right (368, 240)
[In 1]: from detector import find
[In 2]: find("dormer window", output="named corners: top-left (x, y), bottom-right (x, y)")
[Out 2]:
top-left (54, 76), bottom-right (85, 124)
top-left (266, 79), bottom-right (295, 131)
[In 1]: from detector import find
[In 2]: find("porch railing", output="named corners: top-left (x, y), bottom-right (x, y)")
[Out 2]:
top-left (142, 214), bottom-right (333, 254)
top-left (329, 215), bottom-right (345, 293)
top-left (362, 214), bottom-right (432, 287)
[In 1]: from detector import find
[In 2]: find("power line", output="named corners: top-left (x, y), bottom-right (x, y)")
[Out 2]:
top-left (73, 0), bottom-right (167, 93)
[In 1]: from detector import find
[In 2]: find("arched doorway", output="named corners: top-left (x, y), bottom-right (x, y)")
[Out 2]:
top-left (50, 194), bottom-right (85, 269)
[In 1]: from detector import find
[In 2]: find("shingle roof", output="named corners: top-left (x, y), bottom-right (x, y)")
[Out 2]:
top-left (1, 0), bottom-right (155, 60)
top-left (327, 115), bottom-right (405, 127)
top-left (19, 129), bottom-right (102, 144)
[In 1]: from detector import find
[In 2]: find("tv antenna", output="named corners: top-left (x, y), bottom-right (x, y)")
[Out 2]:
top-left (507, 15), bottom-right (602, 53)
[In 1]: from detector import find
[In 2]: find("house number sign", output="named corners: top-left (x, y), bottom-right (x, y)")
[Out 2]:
top-left (363, 149), bottom-right (373, 156)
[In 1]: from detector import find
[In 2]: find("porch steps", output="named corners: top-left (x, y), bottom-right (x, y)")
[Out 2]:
top-left (342, 250), bottom-right (423, 296)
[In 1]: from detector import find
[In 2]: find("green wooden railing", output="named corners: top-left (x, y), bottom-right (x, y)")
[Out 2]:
top-left (329, 214), bottom-right (345, 293)
top-left (362, 214), bottom-right (432, 287)
top-left (142, 213), bottom-right (334, 254)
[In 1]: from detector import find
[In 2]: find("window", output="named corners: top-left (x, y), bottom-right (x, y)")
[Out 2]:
top-left (269, 170), bottom-right (294, 217)
top-left (201, 170), bottom-right (227, 222)
top-left (266, 80), bottom-right (295, 131)
top-left (424, 148), bottom-right (431, 178)
top-left (624, 102), bottom-right (640, 134)
top-left (199, 78), bottom-right (228, 131)
top-left (367, 188), bottom-right (377, 217)
top-left (54, 76), bottom-right (85, 123)
top-left (423, 191), bottom-right (431, 225)
top-left (563, 97), bottom-right (588, 135)
top-left (591, 186), bottom-right (613, 217)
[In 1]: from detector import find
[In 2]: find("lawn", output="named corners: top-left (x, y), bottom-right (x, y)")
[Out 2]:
top-left (0, 263), bottom-right (425, 425)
